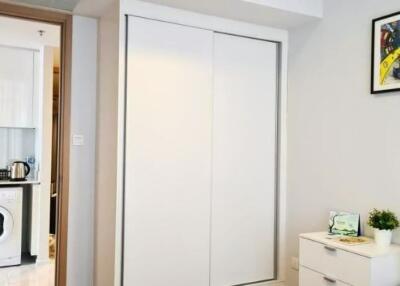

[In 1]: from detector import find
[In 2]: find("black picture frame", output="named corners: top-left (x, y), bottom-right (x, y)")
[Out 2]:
top-left (371, 11), bottom-right (400, 94)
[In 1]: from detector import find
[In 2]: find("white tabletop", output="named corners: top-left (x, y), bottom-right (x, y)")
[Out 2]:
top-left (300, 232), bottom-right (400, 258)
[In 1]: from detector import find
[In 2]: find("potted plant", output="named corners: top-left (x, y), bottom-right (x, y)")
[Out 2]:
top-left (368, 209), bottom-right (399, 247)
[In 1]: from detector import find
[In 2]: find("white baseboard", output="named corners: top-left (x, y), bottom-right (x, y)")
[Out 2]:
top-left (35, 258), bottom-right (50, 265)
top-left (251, 280), bottom-right (286, 286)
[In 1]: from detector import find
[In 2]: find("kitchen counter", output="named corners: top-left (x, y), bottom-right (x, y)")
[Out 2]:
top-left (0, 180), bottom-right (40, 186)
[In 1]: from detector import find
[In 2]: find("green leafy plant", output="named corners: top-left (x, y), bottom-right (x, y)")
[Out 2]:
top-left (368, 209), bottom-right (400, 231)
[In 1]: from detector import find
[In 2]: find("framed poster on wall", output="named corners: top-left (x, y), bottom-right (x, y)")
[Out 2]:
top-left (372, 11), bottom-right (400, 94)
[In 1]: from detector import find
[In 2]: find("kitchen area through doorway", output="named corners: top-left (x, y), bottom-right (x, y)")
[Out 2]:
top-left (0, 14), bottom-right (61, 286)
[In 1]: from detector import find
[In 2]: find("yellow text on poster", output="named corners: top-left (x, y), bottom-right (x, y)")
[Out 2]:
top-left (380, 48), bottom-right (400, 84)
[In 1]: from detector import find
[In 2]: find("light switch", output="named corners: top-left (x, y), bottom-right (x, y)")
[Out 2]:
top-left (72, 134), bottom-right (85, 146)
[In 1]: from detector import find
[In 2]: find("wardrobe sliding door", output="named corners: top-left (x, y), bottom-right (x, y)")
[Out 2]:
top-left (211, 33), bottom-right (278, 286)
top-left (124, 17), bottom-right (213, 286)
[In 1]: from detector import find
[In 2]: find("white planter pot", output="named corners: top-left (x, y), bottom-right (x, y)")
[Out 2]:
top-left (374, 229), bottom-right (393, 248)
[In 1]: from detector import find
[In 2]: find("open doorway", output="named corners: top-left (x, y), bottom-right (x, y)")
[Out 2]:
top-left (0, 3), bottom-right (71, 286)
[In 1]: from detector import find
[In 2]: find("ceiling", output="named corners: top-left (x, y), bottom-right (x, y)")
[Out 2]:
top-left (134, 0), bottom-right (321, 28)
top-left (7, 0), bottom-right (80, 11)
top-left (4, 0), bottom-right (322, 29)
top-left (0, 15), bottom-right (60, 48)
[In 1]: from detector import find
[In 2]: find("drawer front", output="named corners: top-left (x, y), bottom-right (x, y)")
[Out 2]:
top-left (300, 238), bottom-right (370, 285)
top-left (300, 266), bottom-right (349, 286)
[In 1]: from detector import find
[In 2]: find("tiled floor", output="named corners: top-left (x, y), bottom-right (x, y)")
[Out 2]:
top-left (0, 257), bottom-right (54, 286)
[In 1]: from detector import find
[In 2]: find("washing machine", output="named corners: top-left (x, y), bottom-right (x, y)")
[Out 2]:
top-left (0, 187), bottom-right (23, 267)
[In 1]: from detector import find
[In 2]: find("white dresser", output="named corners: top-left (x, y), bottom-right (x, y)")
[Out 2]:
top-left (299, 232), bottom-right (400, 286)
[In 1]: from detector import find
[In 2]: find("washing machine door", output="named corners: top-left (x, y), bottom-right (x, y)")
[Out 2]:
top-left (0, 207), bottom-right (13, 244)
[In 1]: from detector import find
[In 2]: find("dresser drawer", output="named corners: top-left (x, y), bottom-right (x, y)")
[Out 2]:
top-left (300, 238), bottom-right (370, 285)
top-left (300, 266), bottom-right (350, 286)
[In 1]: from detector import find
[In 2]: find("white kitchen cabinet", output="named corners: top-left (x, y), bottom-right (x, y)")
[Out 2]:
top-left (124, 17), bottom-right (213, 286)
top-left (210, 33), bottom-right (278, 286)
top-left (124, 16), bottom-right (280, 286)
top-left (29, 184), bottom-right (40, 256)
top-left (0, 46), bottom-right (38, 128)
top-left (29, 184), bottom-right (50, 263)
top-left (299, 232), bottom-right (400, 286)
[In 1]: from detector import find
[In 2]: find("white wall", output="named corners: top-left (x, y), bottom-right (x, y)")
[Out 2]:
top-left (94, 2), bottom-right (120, 286)
top-left (244, 0), bottom-right (323, 17)
top-left (287, 0), bottom-right (400, 285)
top-left (0, 129), bottom-right (35, 167)
top-left (127, 0), bottom-right (322, 29)
top-left (67, 15), bottom-right (97, 286)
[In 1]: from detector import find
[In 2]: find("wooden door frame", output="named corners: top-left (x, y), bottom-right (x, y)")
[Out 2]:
top-left (0, 3), bottom-right (72, 286)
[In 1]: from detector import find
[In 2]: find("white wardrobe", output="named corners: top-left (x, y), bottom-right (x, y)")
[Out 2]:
top-left (124, 16), bottom-right (279, 286)
top-left (0, 45), bottom-right (39, 128)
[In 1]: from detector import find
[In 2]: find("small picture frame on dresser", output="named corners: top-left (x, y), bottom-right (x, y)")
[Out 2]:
top-left (329, 211), bottom-right (360, 237)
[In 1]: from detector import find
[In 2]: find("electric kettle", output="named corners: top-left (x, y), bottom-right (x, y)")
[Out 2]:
top-left (9, 161), bottom-right (30, 181)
